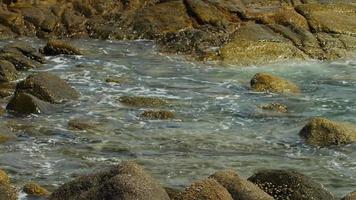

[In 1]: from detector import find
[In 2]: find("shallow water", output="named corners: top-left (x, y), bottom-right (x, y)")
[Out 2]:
top-left (0, 38), bottom-right (356, 199)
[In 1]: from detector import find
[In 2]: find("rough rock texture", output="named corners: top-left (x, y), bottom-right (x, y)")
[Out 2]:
top-left (248, 169), bottom-right (335, 200)
top-left (15, 72), bottom-right (79, 103)
top-left (42, 39), bottom-right (82, 55)
top-left (140, 110), bottom-right (174, 120)
top-left (342, 191), bottom-right (356, 200)
top-left (210, 170), bottom-right (274, 200)
top-left (0, 169), bottom-right (18, 200)
top-left (68, 118), bottom-right (98, 131)
top-left (174, 178), bottom-right (233, 200)
top-left (49, 161), bottom-right (170, 200)
top-left (0, 59), bottom-right (18, 82)
top-left (6, 92), bottom-right (58, 114)
top-left (23, 182), bottom-right (50, 197)
top-left (299, 117), bottom-right (356, 147)
top-left (0, 0), bottom-right (355, 65)
top-left (250, 73), bottom-right (300, 94)
top-left (258, 103), bottom-right (288, 113)
top-left (119, 96), bottom-right (167, 107)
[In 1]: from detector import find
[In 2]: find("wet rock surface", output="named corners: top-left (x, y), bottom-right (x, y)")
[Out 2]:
top-left (6, 92), bottom-right (59, 114)
top-left (0, 0), bottom-right (354, 65)
top-left (342, 191), bottom-right (356, 200)
top-left (119, 96), bottom-right (167, 107)
top-left (248, 169), bottom-right (335, 200)
top-left (0, 169), bottom-right (18, 200)
top-left (250, 73), bottom-right (300, 94)
top-left (23, 182), bottom-right (50, 197)
top-left (42, 39), bottom-right (82, 56)
top-left (140, 110), bottom-right (174, 120)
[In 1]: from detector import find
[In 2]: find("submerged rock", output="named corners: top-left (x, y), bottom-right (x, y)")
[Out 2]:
top-left (6, 92), bottom-right (58, 114)
top-left (140, 110), bottom-right (174, 120)
top-left (342, 191), bottom-right (356, 200)
top-left (49, 161), bottom-right (170, 200)
top-left (174, 178), bottom-right (233, 200)
top-left (258, 103), bottom-right (288, 113)
top-left (250, 73), bottom-right (300, 94)
top-left (119, 96), bottom-right (167, 107)
top-left (68, 118), bottom-right (98, 131)
top-left (15, 72), bottom-right (79, 103)
top-left (210, 170), bottom-right (274, 200)
top-left (0, 60), bottom-right (18, 82)
top-left (248, 169), bottom-right (335, 200)
top-left (23, 182), bottom-right (50, 197)
top-left (42, 40), bottom-right (82, 56)
top-left (299, 117), bottom-right (356, 147)
top-left (0, 134), bottom-right (16, 144)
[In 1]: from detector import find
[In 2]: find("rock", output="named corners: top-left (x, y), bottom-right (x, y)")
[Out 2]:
top-left (342, 191), bottom-right (356, 200)
top-left (140, 110), bottom-right (174, 120)
top-left (0, 82), bottom-right (16, 98)
top-left (210, 170), bottom-right (274, 200)
top-left (174, 178), bottom-right (233, 200)
top-left (258, 103), bottom-right (288, 113)
top-left (0, 60), bottom-right (18, 82)
top-left (164, 187), bottom-right (181, 200)
top-left (220, 23), bottom-right (306, 65)
top-left (119, 96), bottom-right (167, 107)
top-left (248, 169), bottom-right (335, 200)
top-left (299, 117), bottom-right (356, 147)
top-left (68, 118), bottom-right (97, 131)
top-left (0, 170), bottom-right (18, 200)
top-left (0, 134), bottom-right (16, 144)
top-left (105, 76), bottom-right (129, 84)
top-left (15, 72), bottom-right (79, 103)
top-left (42, 39), bottom-right (82, 56)
top-left (3, 42), bottom-right (45, 63)
top-left (49, 161), bottom-right (170, 200)
top-left (250, 73), bottom-right (300, 94)
top-left (23, 182), bottom-right (50, 197)
top-left (6, 92), bottom-right (58, 114)
top-left (0, 51), bottom-right (39, 70)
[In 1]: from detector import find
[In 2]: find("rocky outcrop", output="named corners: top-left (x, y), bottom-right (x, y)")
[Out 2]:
top-left (248, 169), bottom-right (335, 200)
top-left (49, 161), bottom-right (170, 200)
top-left (0, 0), bottom-right (355, 65)
top-left (250, 73), bottom-right (300, 94)
top-left (174, 178), bottom-right (233, 200)
top-left (210, 170), bottom-right (274, 200)
top-left (299, 117), bottom-right (356, 147)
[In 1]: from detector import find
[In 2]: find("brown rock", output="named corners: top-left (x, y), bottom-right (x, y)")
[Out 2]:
top-left (0, 60), bottom-right (17, 82)
top-left (258, 103), bottom-right (288, 113)
top-left (23, 182), bottom-right (50, 197)
top-left (342, 191), bottom-right (356, 200)
top-left (119, 96), bottom-right (167, 107)
top-left (42, 39), bottom-right (82, 56)
top-left (6, 92), bottom-right (58, 114)
top-left (250, 73), bottom-right (300, 94)
top-left (140, 110), bottom-right (174, 120)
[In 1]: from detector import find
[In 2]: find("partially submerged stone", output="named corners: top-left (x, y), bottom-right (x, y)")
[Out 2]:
top-left (140, 110), bottom-right (174, 120)
top-left (248, 169), bottom-right (335, 200)
top-left (174, 178), bottom-right (233, 200)
top-left (6, 92), bottom-right (58, 115)
top-left (299, 117), bottom-right (356, 147)
top-left (210, 170), bottom-right (274, 200)
top-left (0, 51), bottom-right (39, 70)
top-left (23, 182), bottom-right (50, 197)
top-left (258, 103), bottom-right (288, 113)
top-left (0, 170), bottom-right (18, 200)
top-left (0, 134), bottom-right (16, 144)
top-left (342, 191), bottom-right (356, 200)
top-left (68, 118), bottom-right (97, 131)
top-left (119, 96), bottom-right (167, 107)
top-left (42, 40), bottom-right (82, 56)
top-left (15, 72), bottom-right (79, 103)
top-left (49, 161), bottom-right (170, 200)
top-left (0, 60), bottom-right (18, 82)
top-left (250, 73), bottom-right (300, 94)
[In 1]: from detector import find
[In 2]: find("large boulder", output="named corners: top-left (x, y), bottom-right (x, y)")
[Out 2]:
top-left (0, 60), bottom-right (17, 82)
top-left (15, 72), bottom-right (79, 103)
top-left (250, 73), bottom-right (300, 94)
top-left (299, 117), bottom-right (356, 147)
top-left (49, 161), bottom-right (170, 200)
top-left (210, 170), bottom-right (274, 200)
top-left (6, 92), bottom-right (58, 114)
top-left (248, 169), bottom-right (335, 200)
top-left (174, 178), bottom-right (233, 200)
top-left (342, 191), bottom-right (356, 200)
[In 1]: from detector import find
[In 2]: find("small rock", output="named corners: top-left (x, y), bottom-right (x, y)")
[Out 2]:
top-left (3, 42), bottom-right (45, 63)
top-left (174, 178), bottom-right (233, 200)
top-left (299, 117), bottom-right (356, 147)
top-left (68, 118), bottom-right (97, 131)
top-left (342, 191), bottom-right (356, 200)
top-left (15, 72), bottom-right (79, 103)
top-left (140, 110), bottom-right (174, 120)
top-left (23, 182), bottom-right (50, 197)
top-left (105, 76), bottom-right (128, 84)
top-left (42, 39), bottom-right (82, 56)
top-left (0, 170), bottom-right (10, 185)
top-left (248, 169), bottom-right (335, 200)
top-left (258, 103), bottom-right (288, 113)
top-left (250, 73), bottom-right (300, 94)
top-left (6, 92), bottom-right (58, 114)
top-left (119, 96), bottom-right (167, 107)
top-left (210, 170), bottom-right (274, 200)
top-left (0, 134), bottom-right (16, 144)
top-left (0, 60), bottom-right (18, 82)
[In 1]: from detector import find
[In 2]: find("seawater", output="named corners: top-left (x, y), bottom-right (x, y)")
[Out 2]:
top-left (0, 38), bottom-right (355, 199)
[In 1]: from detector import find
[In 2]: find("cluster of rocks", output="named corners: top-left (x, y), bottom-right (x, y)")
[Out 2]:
top-left (2, 161), bottom-right (355, 200)
top-left (0, 0), bottom-right (355, 65)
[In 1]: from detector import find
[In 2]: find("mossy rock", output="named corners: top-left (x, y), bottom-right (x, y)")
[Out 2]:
top-left (250, 73), bottom-right (300, 94)
top-left (0, 60), bottom-right (18, 82)
top-left (0, 170), bottom-right (10, 185)
top-left (23, 182), bottom-right (50, 197)
top-left (42, 40), bottom-right (82, 56)
top-left (140, 110), bottom-right (174, 120)
top-left (119, 96), bottom-right (167, 107)
top-left (210, 170), bottom-right (274, 200)
top-left (342, 191), bottom-right (356, 200)
top-left (258, 103), bottom-right (288, 113)
top-left (299, 117), bottom-right (356, 147)
top-left (248, 169), bottom-right (335, 200)
top-left (174, 178), bottom-right (233, 200)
